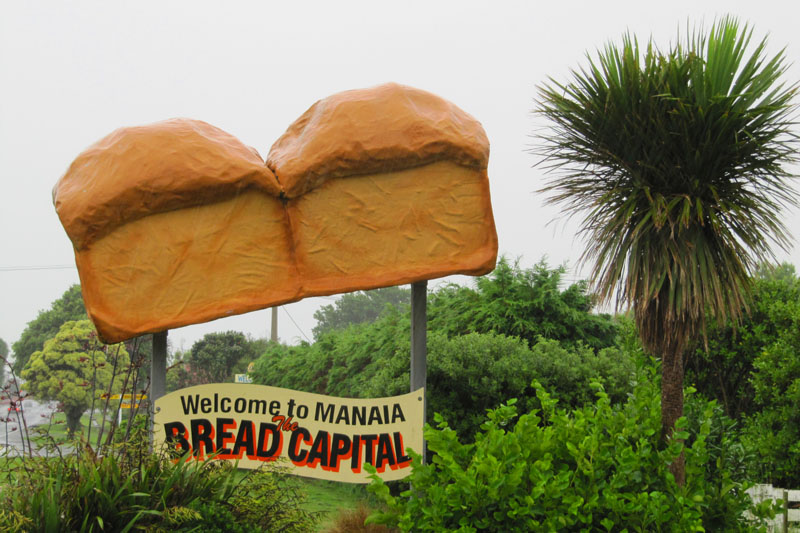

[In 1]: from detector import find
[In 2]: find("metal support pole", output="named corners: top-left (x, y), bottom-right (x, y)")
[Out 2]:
top-left (151, 331), bottom-right (167, 403)
top-left (150, 330), bottom-right (167, 442)
top-left (410, 280), bottom-right (427, 463)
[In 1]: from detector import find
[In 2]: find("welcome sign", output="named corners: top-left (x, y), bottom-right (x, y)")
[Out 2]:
top-left (154, 384), bottom-right (424, 483)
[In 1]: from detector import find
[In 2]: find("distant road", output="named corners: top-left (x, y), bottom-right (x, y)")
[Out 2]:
top-left (1, 397), bottom-right (59, 454)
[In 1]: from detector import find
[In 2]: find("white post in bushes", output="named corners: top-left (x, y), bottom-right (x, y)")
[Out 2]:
top-left (410, 280), bottom-right (427, 464)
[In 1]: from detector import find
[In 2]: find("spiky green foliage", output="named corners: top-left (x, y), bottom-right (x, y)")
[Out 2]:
top-left (535, 17), bottom-right (798, 483)
top-left (537, 17), bottom-right (797, 353)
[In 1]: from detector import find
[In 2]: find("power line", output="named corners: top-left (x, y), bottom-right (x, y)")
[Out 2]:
top-left (0, 264), bottom-right (76, 272)
top-left (281, 306), bottom-right (311, 343)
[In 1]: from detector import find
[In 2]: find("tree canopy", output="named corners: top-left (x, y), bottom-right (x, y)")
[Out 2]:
top-left (536, 17), bottom-right (798, 484)
top-left (12, 284), bottom-right (87, 374)
top-left (428, 257), bottom-right (617, 351)
top-left (688, 263), bottom-right (800, 419)
top-left (21, 319), bottom-right (130, 434)
top-left (312, 286), bottom-right (410, 339)
top-left (168, 331), bottom-right (258, 390)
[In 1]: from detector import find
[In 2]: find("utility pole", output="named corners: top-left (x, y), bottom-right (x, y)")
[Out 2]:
top-left (270, 307), bottom-right (278, 342)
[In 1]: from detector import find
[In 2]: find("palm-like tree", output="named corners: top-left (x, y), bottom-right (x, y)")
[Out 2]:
top-left (535, 17), bottom-right (798, 484)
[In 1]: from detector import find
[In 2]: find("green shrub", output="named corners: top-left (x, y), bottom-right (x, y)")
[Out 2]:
top-left (427, 257), bottom-right (618, 352)
top-left (368, 332), bottom-right (634, 439)
top-left (366, 365), bottom-right (775, 532)
top-left (253, 318), bottom-right (635, 441)
top-left (742, 337), bottom-right (800, 487)
top-left (0, 437), bottom-right (317, 532)
top-left (226, 468), bottom-right (318, 532)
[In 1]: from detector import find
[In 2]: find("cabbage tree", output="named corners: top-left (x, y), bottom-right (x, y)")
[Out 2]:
top-left (535, 17), bottom-right (798, 484)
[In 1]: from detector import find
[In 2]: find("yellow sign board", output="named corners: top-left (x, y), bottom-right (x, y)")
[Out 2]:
top-left (154, 384), bottom-right (424, 484)
top-left (101, 393), bottom-right (147, 400)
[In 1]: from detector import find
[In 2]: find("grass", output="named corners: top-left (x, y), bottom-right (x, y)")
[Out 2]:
top-left (28, 412), bottom-right (97, 444)
top-left (298, 478), bottom-right (370, 532)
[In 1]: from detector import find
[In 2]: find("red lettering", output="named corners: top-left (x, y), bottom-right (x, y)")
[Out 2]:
top-left (272, 415), bottom-right (299, 432)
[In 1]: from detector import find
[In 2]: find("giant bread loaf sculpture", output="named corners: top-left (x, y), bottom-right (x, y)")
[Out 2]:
top-left (54, 83), bottom-right (498, 343)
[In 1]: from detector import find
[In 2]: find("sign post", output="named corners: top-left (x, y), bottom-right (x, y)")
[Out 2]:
top-left (410, 280), bottom-right (427, 464)
top-left (150, 330), bottom-right (168, 439)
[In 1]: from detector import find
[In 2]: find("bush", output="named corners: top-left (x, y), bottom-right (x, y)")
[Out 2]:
top-left (742, 337), bottom-right (800, 487)
top-left (366, 363), bottom-right (776, 532)
top-left (253, 321), bottom-right (635, 441)
top-left (368, 332), bottom-right (635, 439)
top-left (0, 441), bottom-right (318, 532)
top-left (427, 257), bottom-right (618, 352)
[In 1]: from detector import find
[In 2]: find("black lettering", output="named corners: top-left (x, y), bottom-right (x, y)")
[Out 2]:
top-left (315, 402), bottom-right (334, 423)
top-left (190, 418), bottom-right (214, 458)
top-left (215, 417), bottom-right (236, 456)
top-left (393, 432), bottom-right (411, 465)
top-left (200, 398), bottom-right (212, 413)
top-left (352, 406), bottom-right (366, 425)
top-left (269, 400), bottom-right (280, 415)
top-left (375, 433), bottom-right (396, 472)
top-left (180, 395), bottom-right (200, 415)
top-left (335, 405), bottom-right (350, 424)
top-left (164, 421), bottom-right (189, 455)
top-left (351, 435), bottom-right (362, 472)
top-left (234, 398), bottom-right (247, 413)
top-left (232, 421), bottom-right (255, 458)
top-left (220, 397), bottom-right (231, 413)
top-left (368, 406), bottom-right (382, 425)
top-left (361, 434), bottom-right (378, 465)
top-left (392, 403), bottom-right (405, 423)
top-left (288, 427), bottom-right (311, 464)
top-left (249, 399), bottom-right (268, 415)
top-left (329, 433), bottom-right (351, 472)
top-left (307, 431), bottom-right (330, 468)
top-left (256, 423), bottom-right (281, 459)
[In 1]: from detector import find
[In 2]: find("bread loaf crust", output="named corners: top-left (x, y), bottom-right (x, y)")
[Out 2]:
top-left (54, 118), bottom-right (281, 251)
top-left (267, 83), bottom-right (489, 198)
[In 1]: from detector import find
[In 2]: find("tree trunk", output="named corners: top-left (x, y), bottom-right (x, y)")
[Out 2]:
top-left (65, 407), bottom-right (83, 436)
top-left (661, 350), bottom-right (685, 486)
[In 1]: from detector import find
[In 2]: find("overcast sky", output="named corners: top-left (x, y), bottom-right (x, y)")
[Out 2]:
top-left (2, 0), bottom-right (800, 357)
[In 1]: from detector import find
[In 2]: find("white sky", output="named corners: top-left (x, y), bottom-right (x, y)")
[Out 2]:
top-left (2, 0), bottom-right (799, 356)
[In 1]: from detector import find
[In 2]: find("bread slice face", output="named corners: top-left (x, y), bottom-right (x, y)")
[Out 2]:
top-left (288, 161), bottom-right (497, 297)
top-left (78, 190), bottom-right (299, 343)
top-left (54, 85), bottom-right (497, 343)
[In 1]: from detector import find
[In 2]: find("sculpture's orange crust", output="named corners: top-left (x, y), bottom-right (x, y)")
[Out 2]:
top-left (54, 84), bottom-right (498, 343)
top-left (54, 119), bottom-right (280, 251)
top-left (267, 83), bottom-right (489, 197)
